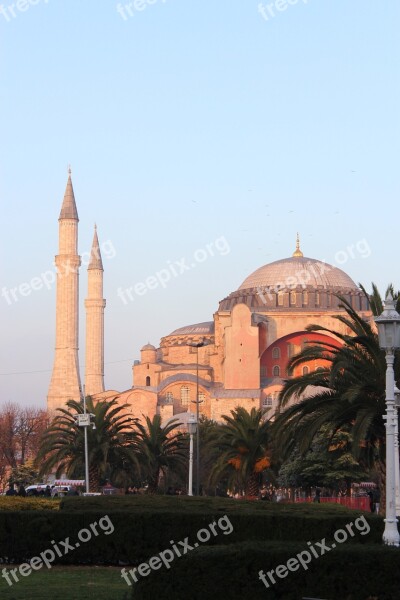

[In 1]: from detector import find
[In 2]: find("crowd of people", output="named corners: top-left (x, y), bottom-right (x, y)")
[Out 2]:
top-left (4, 483), bottom-right (81, 497)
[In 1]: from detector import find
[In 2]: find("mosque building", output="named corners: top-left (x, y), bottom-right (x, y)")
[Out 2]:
top-left (47, 173), bottom-right (371, 421)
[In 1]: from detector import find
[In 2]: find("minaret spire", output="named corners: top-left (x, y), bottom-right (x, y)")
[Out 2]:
top-left (292, 232), bottom-right (304, 258)
top-left (59, 167), bottom-right (79, 221)
top-left (47, 172), bottom-right (82, 412)
top-left (88, 224), bottom-right (103, 271)
top-left (85, 224), bottom-right (106, 396)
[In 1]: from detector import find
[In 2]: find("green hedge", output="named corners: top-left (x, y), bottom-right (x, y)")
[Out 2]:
top-left (0, 497), bottom-right (60, 511)
top-left (0, 500), bottom-right (383, 565)
top-left (59, 495), bottom-right (368, 516)
top-left (131, 541), bottom-right (400, 600)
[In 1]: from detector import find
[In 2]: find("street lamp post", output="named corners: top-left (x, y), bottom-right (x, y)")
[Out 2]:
top-left (375, 292), bottom-right (400, 546)
top-left (76, 392), bottom-right (96, 495)
top-left (187, 413), bottom-right (197, 496)
top-left (188, 339), bottom-right (209, 496)
top-left (394, 386), bottom-right (400, 516)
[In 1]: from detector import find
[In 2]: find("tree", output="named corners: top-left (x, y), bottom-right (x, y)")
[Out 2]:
top-left (208, 407), bottom-right (271, 498)
top-left (273, 287), bottom-right (400, 507)
top-left (9, 461), bottom-right (40, 487)
top-left (36, 397), bottom-right (138, 491)
top-left (132, 415), bottom-right (188, 493)
top-left (278, 427), bottom-right (368, 493)
top-left (0, 403), bottom-right (48, 469)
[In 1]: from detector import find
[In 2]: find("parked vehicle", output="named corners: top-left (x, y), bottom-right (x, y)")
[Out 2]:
top-left (25, 484), bottom-right (48, 496)
top-left (51, 485), bottom-right (72, 497)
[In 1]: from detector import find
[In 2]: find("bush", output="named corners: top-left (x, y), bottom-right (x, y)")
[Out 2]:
top-left (131, 541), bottom-right (400, 600)
top-left (0, 497), bottom-right (60, 511)
top-left (0, 498), bottom-right (383, 566)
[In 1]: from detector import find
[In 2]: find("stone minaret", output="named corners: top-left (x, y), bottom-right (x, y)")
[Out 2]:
top-left (84, 225), bottom-right (106, 396)
top-left (47, 170), bottom-right (82, 412)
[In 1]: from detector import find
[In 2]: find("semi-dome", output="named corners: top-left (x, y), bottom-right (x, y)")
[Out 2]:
top-left (168, 322), bottom-right (215, 336)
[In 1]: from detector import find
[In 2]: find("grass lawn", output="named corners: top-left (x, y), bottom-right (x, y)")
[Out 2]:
top-left (0, 566), bottom-right (130, 600)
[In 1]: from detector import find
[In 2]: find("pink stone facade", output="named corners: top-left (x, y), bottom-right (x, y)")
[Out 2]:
top-left (99, 253), bottom-right (370, 424)
top-left (47, 177), bottom-right (371, 424)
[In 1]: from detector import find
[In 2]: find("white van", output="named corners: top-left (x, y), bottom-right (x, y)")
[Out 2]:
top-left (25, 484), bottom-right (49, 496)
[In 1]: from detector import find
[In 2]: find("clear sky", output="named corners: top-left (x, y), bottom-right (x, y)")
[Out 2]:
top-left (1, 0), bottom-right (399, 408)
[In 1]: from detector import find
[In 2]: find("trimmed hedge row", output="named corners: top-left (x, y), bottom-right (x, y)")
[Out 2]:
top-left (0, 497), bottom-right (60, 511)
top-left (60, 494), bottom-right (366, 516)
top-left (0, 503), bottom-right (383, 565)
top-left (132, 541), bottom-right (400, 600)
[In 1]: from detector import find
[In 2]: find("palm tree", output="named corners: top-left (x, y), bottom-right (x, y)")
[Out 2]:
top-left (360, 283), bottom-right (400, 317)
top-left (36, 397), bottom-right (138, 491)
top-left (132, 415), bottom-right (188, 493)
top-left (208, 407), bottom-right (271, 498)
top-left (273, 288), bottom-right (400, 502)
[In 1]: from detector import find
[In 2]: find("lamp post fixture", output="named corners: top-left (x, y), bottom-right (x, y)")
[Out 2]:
top-left (76, 391), bottom-right (96, 495)
top-left (187, 413), bottom-right (197, 496)
top-left (188, 339), bottom-right (209, 496)
top-left (375, 292), bottom-right (400, 546)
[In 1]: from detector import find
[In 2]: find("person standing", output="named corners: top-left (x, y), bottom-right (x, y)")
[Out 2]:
top-left (5, 483), bottom-right (17, 496)
top-left (367, 490), bottom-right (374, 513)
top-left (17, 484), bottom-right (26, 497)
top-left (373, 487), bottom-right (381, 514)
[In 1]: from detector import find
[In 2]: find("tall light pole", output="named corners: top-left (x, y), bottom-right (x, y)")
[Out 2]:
top-left (188, 339), bottom-right (209, 496)
top-left (187, 413), bottom-right (197, 496)
top-left (375, 292), bottom-right (400, 546)
top-left (76, 390), bottom-right (96, 494)
top-left (394, 385), bottom-right (400, 516)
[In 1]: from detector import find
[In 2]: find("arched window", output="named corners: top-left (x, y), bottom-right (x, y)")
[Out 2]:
top-left (198, 392), bottom-right (205, 404)
top-left (302, 291), bottom-right (308, 305)
top-left (166, 392), bottom-right (174, 404)
top-left (315, 291), bottom-right (320, 307)
top-left (302, 366), bottom-right (309, 376)
top-left (277, 291), bottom-right (284, 306)
top-left (145, 376), bottom-right (151, 386)
top-left (272, 365), bottom-right (280, 377)
top-left (290, 291), bottom-right (296, 306)
top-left (180, 386), bottom-right (190, 407)
top-left (272, 347), bottom-right (280, 359)
top-left (262, 396), bottom-right (273, 407)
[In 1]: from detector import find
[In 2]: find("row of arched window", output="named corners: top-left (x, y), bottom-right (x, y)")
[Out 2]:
top-left (269, 365), bottom-right (310, 377)
top-left (163, 387), bottom-right (206, 407)
top-left (271, 341), bottom-right (310, 360)
top-left (276, 291), bottom-right (316, 306)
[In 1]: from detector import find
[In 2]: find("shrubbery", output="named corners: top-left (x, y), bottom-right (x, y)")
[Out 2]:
top-left (0, 498), bottom-right (383, 566)
top-left (132, 541), bottom-right (400, 600)
top-left (0, 497), bottom-right (60, 511)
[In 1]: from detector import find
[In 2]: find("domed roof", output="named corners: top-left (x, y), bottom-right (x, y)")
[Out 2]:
top-left (239, 256), bottom-right (357, 292)
top-left (239, 235), bottom-right (357, 292)
top-left (218, 238), bottom-right (365, 312)
top-left (169, 322), bottom-right (215, 336)
top-left (141, 343), bottom-right (156, 351)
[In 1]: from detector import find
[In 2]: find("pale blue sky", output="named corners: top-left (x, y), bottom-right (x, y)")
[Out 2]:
top-left (1, 0), bottom-right (399, 407)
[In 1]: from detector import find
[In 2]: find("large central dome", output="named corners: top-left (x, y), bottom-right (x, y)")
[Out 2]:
top-left (218, 237), bottom-right (366, 312)
top-left (239, 255), bottom-right (357, 291)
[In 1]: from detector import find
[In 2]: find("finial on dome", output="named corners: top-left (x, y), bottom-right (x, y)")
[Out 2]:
top-left (293, 233), bottom-right (304, 258)
top-left (68, 164), bottom-right (72, 176)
